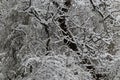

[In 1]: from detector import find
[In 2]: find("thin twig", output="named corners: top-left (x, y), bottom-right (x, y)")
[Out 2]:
top-left (89, 0), bottom-right (104, 18)
top-left (23, 0), bottom-right (32, 11)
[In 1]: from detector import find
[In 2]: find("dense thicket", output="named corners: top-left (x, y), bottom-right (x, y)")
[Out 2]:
top-left (0, 0), bottom-right (120, 80)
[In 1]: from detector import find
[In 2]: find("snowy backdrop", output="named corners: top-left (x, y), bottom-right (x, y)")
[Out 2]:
top-left (0, 0), bottom-right (120, 80)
